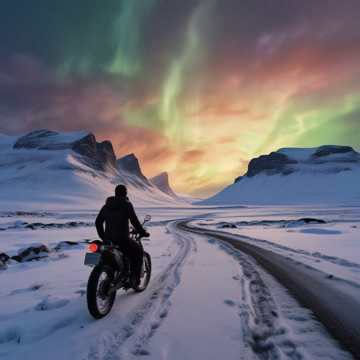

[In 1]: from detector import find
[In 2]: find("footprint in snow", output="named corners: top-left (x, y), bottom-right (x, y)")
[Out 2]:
top-left (35, 297), bottom-right (69, 311)
top-left (224, 299), bottom-right (237, 307)
top-left (9, 282), bottom-right (45, 295)
top-left (0, 327), bottom-right (21, 344)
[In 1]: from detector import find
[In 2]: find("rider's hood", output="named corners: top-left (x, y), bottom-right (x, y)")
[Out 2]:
top-left (105, 196), bottom-right (128, 209)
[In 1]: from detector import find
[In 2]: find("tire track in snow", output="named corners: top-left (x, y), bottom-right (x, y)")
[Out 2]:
top-left (180, 222), bottom-right (358, 359)
top-left (85, 221), bottom-right (193, 360)
top-left (198, 237), bottom-right (306, 359)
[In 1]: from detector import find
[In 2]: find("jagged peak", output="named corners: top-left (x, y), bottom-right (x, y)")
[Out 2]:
top-left (116, 153), bottom-right (147, 179)
top-left (151, 171), bottom-right (177, 197)
top-left (151, 172), bottom-right (169, 182)
top-left (13, 129), bottom-right (116, 170)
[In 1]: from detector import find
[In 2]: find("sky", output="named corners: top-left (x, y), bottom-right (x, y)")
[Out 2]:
top-left (0, 0), bottom-right (360, 196)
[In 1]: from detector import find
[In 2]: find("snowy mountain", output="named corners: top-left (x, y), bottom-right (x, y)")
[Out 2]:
top-left (0, 130), bottom-right (183, 209)
top-left (200, 145), bottom-right (360, 205)
top-left (116, 153), bottom-right (153, 188)
top-left (150, 172), bottom-right (177, 198)
top-left (150, 172), bottom-right (199, 203)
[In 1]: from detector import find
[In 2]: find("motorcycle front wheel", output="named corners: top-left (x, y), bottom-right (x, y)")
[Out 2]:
top-left (87, 265), bottom-right (116, 319)
top-left (133, 252), bottom-right (152, 293)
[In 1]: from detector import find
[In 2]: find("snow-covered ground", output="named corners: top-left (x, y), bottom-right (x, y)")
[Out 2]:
top-left (0, 131), bottom-right (186, 210)
top-left (191, 206), bottom-right (360, 288)
top-left (0, 205), bottom-right (359, 359)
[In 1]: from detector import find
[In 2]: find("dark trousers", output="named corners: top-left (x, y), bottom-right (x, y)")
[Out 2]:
top-left (120, 241), bottom-right (143, 280)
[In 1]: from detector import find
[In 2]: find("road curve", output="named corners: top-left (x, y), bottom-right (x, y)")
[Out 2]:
top-left (178, 221), bottom-right (360, 359)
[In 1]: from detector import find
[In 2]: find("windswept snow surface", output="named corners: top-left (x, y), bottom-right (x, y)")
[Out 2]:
top-left (0, 205), bottom-right (358, 359)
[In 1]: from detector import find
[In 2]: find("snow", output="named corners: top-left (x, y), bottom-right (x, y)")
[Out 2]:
top-left (201, 171), bottom-right (360, 205)
top-left (0, 132), bottom-right (185, 210)
top-left (12, 129), bottom-right (89, 149)
top-left (191, 206), bottom-right (360, 287)
top-left (201, 146), bottom-right (360, 205)
top-left (278, 147), bottom-right (316, 161)
top-left (0, 205), bottom-right (358, 359)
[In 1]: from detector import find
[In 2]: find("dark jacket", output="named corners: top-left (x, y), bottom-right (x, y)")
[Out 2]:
top-left (95, 196), bottom-right (145, 244)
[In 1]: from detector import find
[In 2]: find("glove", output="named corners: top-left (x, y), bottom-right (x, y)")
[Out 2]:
top-left (141, 230), bottom-right (150, 238)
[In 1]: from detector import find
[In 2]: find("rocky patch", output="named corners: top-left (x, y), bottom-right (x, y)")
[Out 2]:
top-left (210, 218), bottom-right (327, 230)
top-left (11, 244), bottom-right (50, 263)
top-left (0, 252), bottom-right (10, 269)
top-left (0, 239), bottom-right (87, 269)
top-left (54, 241), bottom-right (84, 251)
top-left (0, 220), bottom-right (93, 231)
top-left (0, 211), bottom-right (56, 218)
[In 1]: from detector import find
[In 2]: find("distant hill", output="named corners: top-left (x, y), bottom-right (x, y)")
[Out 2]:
top-left (200, 145), bottom-right (360, 205)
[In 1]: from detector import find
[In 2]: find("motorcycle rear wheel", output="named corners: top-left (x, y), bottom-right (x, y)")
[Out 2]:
top-left (87, 265), bottom-right (116, 319)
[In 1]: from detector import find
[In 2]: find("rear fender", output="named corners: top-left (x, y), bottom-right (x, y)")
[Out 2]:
top-left (101, 250), bottom-right (124, 272)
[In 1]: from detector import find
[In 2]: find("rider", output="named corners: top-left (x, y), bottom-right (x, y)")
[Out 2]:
top-left (95, 184), bottom-right (149, 287)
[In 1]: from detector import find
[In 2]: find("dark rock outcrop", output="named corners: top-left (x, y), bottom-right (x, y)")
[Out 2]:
top-left (14, 130), bottom-right (117, 171)
top-left (116, 154), bottom-right (146, 178)
top-left (245, 152), bottom-right (297, 177)
top-left (72, 134), bottom-right (116, 169)
top-left (116, 153), bottom-right (154, 188)
top-left (312, 145), bottom-right (356, 158)
top-left (151, 172), bottom-right (177, 197)
top-left (11, 244), bottom-right (50, 262)
top-left (14, 130), bottom-right (68, 150)
top-left (234, 176), bottom-right (243, 183)
top-left (0, 253), bottom-right (10, 269)
top-left (236, 145), bottom-right (360, 181)
top-left (54, 241), bottom-right (82, 251)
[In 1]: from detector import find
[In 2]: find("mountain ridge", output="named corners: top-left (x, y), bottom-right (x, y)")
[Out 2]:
top-left (150, 172), bottom-right (178, 198)
top-left (0, 129), bottom-right (184, 209)
top-left (201, 145), bottom-right (360, 205)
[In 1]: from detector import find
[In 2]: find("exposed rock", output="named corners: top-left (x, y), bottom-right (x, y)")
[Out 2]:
top-left (312, 145), bottom-right (356, 158)
top-left (201, 145), bottom-right (360, 205)
top-left (245, 152), bottom-right (297, 177)
top-left (14, 130), bottom-right (69, 150)
top-left (72, 134), bottom-right (116, 169)
top-left (217, 222), bottom-right (237, 229)
top-left (14, 130), bottom-right (117, 171)
top-left (26, 221), bottom-right (92, 230)
top-left (297, 218), bottom-right (326, 224)
top-left (11, 245), bottom-right (50, 263)
top-left (116, 153), bottom-right (154, 189)
top-left (0, 253), bottom-right (10, 269)
top-left (54, 241), bottom-right (82, 251)
top-left (117, 153), bottom-right (146, 179)
top-left (151, 172), bottom-right (177, 197)
top-left (0, 211), bottom-right (55, 218)
top-left (236, 145), bottom-right (359, 181)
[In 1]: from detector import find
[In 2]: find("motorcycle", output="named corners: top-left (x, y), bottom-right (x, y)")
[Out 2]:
top-left (84, 215), bottom-right (152, 319)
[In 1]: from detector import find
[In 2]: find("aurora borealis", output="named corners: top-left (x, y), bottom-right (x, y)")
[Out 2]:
top-left (0, 1), bottom-right (360, 196)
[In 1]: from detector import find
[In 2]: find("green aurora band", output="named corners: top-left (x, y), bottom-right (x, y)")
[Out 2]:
top-left (0, 0), bottom-right (360, 195)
